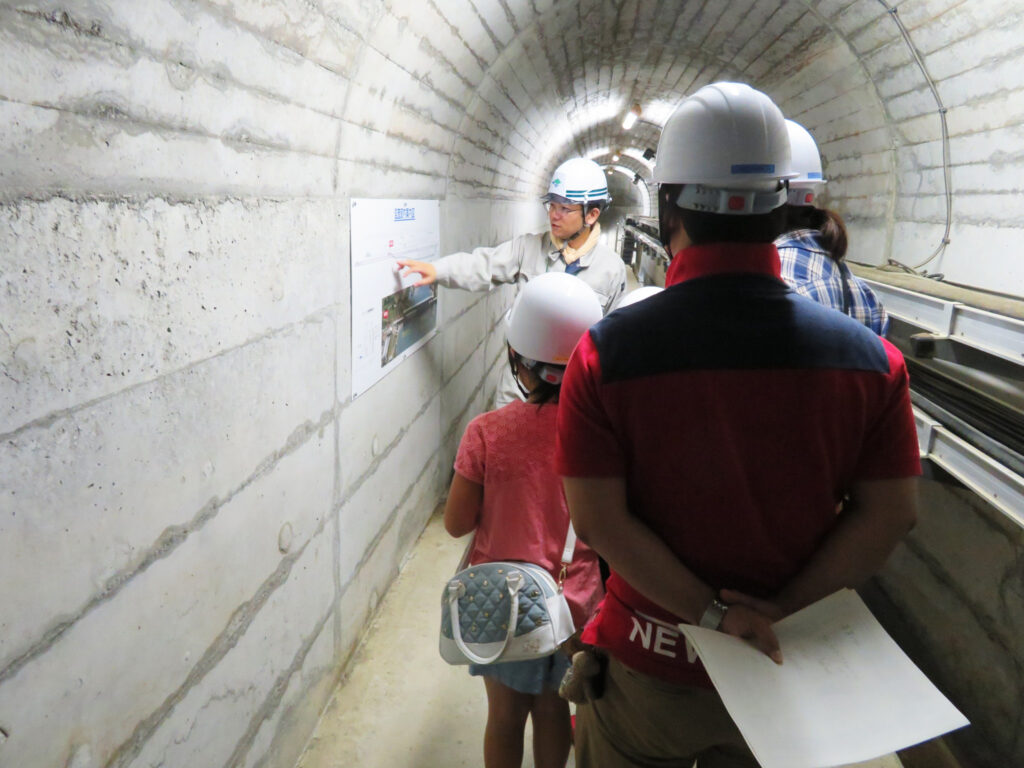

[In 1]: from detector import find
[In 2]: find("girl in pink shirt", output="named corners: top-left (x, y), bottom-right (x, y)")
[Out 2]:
top-left (444, 273), bottom-right (604, 768)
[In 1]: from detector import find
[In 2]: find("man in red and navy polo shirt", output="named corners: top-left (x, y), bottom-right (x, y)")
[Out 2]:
top-left (556, 82), bottom-right (921, 768)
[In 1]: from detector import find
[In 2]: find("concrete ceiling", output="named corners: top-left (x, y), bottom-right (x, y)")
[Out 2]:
top-left (444, 0), bottom-right (891, 199)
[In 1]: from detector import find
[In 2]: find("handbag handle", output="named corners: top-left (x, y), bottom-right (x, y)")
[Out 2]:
top-left (448, 571), bottom-right (523, 664)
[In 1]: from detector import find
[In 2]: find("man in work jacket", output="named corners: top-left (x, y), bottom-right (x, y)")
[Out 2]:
top-left (555, 82), bottom-right (920, 767)
top-left (397, 157), bottom-right (627, 407)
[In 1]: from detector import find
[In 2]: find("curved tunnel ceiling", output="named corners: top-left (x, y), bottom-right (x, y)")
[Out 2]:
top-left (429, 0), bottom-right (922, 267)
top-left (448, 0), bottom-right (879, 197)
top-left (378, 0), bottom-right (1022, 294)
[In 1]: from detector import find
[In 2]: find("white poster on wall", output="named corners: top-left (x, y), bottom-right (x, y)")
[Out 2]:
top-left (350, 198), bottom-right (441, 398)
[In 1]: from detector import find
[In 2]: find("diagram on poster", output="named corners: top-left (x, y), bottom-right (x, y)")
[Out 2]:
top-left (350, 199), bottom-right (441, 398)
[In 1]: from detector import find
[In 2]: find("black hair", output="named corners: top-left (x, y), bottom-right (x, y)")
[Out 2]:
top-left (507, 346), bottom-right (561, 405)
top-left (659, 183), bottom-right (787, 246)
top-left (527, 378), bottom-right (560, 405)
top-left (783, 204), bottom-right (848, 263)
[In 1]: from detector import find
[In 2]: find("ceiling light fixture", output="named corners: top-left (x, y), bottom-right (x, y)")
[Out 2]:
top-left (622, 104), bottom-right (641, 131)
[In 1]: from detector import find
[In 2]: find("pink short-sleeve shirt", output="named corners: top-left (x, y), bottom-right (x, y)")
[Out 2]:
top-left (455, 400), bottom-right (603, 627)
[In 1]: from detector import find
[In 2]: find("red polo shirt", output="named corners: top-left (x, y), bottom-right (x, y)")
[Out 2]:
top-left (555, 242), bottom-right (920, 686)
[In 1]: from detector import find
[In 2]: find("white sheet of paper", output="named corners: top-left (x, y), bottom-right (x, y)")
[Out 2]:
top-left (678, 590), bottom-right (968, 768)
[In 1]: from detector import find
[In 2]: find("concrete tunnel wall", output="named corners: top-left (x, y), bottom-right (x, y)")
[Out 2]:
top-left (1, 1), bottom-right (1022, 767)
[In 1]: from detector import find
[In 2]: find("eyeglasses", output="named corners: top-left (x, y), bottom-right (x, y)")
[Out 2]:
top-left (544, 202), bottom-right (584, 217)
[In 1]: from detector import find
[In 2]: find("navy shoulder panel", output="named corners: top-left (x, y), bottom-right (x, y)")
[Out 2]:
top-left (592, 275), bottom-right (890, 382)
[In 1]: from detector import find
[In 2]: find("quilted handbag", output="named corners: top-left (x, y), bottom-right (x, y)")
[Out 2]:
top-left (439, 525), bottom-right (577, 665)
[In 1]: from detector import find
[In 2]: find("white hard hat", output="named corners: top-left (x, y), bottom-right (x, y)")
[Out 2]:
top-left (653, 82), bottom-right (795, 214)
top-left (617, 285), bottom-right (664, 308)
top-left (506, 273), bottom-right (602, 379)
top-left (785, 119), bottom-right (827, 206)
top-left (544, 158), bottom-right (612, 208)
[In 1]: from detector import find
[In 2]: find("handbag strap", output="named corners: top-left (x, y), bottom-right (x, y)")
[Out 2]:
top-left (561, 522), bottom-right (577, 565)
top-left (448, 570), bottom-right (523, 664)
top-left (457, 520), bottom-right (577, 590)
top-left (557, 522), bottom-right (577, 590)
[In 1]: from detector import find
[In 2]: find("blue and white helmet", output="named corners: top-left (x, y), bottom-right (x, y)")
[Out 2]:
top-left (543, 158), bottom-right (612, 209)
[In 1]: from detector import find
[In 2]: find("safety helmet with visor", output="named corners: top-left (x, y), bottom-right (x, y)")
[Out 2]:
top-left (653, 82), bottom-right (795, 249)
top-left (505, 272), bottom-right (602, 394)
top-left (785, 119), bottom-right (827, 207)
top-left (543, 158), bottom-right (613, 212)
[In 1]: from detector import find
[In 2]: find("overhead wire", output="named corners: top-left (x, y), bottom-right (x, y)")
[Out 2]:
top-left (876, 0), bottom-right (953, 277)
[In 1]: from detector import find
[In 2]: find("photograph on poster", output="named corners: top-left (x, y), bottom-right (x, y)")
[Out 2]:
top-left (381, 284), bottom-right (438, 367)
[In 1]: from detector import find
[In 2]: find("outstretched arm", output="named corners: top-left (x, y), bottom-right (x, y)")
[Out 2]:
top-left (398, 237), bottom-right (524, 292)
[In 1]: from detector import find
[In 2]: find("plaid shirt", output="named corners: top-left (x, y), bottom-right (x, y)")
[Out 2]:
top-left (775, 229), bottom-right (890, 336)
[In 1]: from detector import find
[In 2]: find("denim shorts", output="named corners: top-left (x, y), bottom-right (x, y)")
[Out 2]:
top-left (469, 652), bottom-right (571, 695)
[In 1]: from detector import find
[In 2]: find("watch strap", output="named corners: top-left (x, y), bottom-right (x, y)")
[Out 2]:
top-left (698, 598), bottom-right (729, 630)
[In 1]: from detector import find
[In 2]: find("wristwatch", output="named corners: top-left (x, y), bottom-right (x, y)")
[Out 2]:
top-left (699, 598), bottom-right (729, 630)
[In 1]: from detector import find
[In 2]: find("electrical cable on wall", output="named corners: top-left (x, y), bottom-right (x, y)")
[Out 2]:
top-left (877, 0), bottom-right (953, 278)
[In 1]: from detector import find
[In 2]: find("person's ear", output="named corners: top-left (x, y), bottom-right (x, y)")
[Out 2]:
top-left (585, 207), bottom-right (601, 227)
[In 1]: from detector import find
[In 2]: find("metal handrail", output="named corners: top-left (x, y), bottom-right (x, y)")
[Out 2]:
top-left (624, 224), bottom-right (668, 265)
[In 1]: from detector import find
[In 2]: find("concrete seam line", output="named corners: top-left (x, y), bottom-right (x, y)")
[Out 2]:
top-left (103, 513), bottom-right (329, 768)
top-left (448, 155), bottom-right (526, 194)
top-left (439, 290), bottom-right (491, 334)
top-left (335, 154), bottom-right (449, 181)
top-left (331, 267), bottom-right (345, 648)
top-left (112, 414), bottom-right (438, 767)
top-left (236, 453), bottom-right (440, 768)
top-left (439, 315), bottom-right (490, 389)
top-left (343, 449), bottom-right (439, 587)
top-left (0, 191), bottom-right (344, 205)
top-left (790, 0), bottom-right (900, 262)
top-left (0, 406), bottom-right (337, 686)
top-left (222, 598), bottom-right (336, 768)
top-left (0, 305), bottom-right (337, 442)
top-left (441, 347), bottom-right (501, 446)
top-left (425, 0), bottom-right (486, 71)
top-left (20, 0), bottom-right (481, 157)
top-left (328, 315), bottom-right (491, 578)
top-left (194, 0), bottom-right (494, 138)
top-left (0, 85), bottom-right (347, 160)
top-left (411, 8), bottom-right (532, 149)
top-left (15, 5), bottom-right (352, 114)
top-left (438, 305), bottom-right (509, 433)
top-left (333, 378), bottom-right (445, 521)
top-left (191, 0), bottom-right (365, 60)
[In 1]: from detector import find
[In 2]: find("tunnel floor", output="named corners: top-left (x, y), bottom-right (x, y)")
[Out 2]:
top-left (295, 511), bottom-right (907, 768)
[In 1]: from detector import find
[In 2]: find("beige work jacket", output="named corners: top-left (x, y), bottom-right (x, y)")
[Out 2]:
top-left (434, 230), bottom-right (627, 407)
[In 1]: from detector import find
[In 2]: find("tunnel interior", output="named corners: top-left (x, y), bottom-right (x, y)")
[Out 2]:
top-left (1, 1), bottom-right (1023, 767)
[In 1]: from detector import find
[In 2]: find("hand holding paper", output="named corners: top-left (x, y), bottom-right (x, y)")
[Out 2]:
top-left (720, 601), bottom-right (784, 665)
top-left (678, 590), bottom-right (968, 768)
